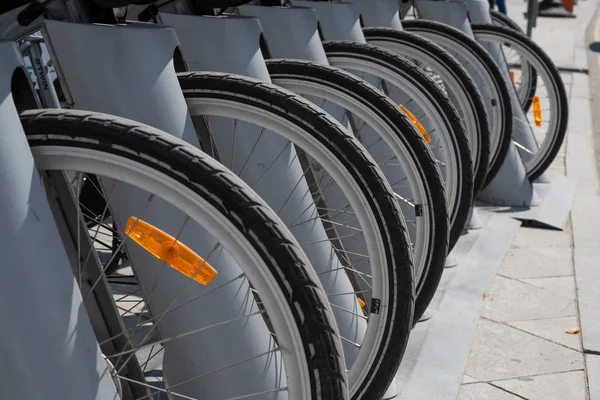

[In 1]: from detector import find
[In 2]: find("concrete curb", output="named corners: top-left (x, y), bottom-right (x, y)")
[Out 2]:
top-left (396, 210), bottom-right (520, 399)
top-left (573, 2), bottom-right (600, 355)
top-left (587, 354), bottom-right (600, 400)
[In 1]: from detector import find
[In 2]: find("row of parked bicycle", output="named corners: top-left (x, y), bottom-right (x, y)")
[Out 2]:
top-left (0, 0), bottom-right (567, 398)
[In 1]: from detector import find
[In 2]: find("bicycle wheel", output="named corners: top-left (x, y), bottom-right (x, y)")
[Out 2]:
top-left (266, 59), bottom-right (448, 325)
top-left (322, 40), bottom-right (472, 251)
top-left (488, 12), bottom-right (538, 113)
top-left (177, 72), bottom-right (414, 400)
top-left (402, 20), bottom-right (513, 188)
top-left (472, 24), bottom-right (569, 180)
top-left (22, 109), bottom-right (348, 399)
top-left (363, 27), bottom-right (491, 197)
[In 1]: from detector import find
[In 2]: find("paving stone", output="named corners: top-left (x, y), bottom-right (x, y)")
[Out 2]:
top-left (397, 212), bottom-right (521, 400)
top-left (587, 354), bottom-right (600, 400)
top-left (561, 73), bottom-right (574, 85)
top-left (533, 31), bottom-right (576, 68)
top-left (551, 152), bottom-right (567, 165)
top-left (458, 383), bottom-right (521, 400)
top-left (462, 375), bottom-right (478, 384)
top-left (548, 155), bottom-right (567, 172)
top-left (511, 226), bottom-right (572, 248)
top-left (557, 141), bottom-right (568, 157)
top-left (508, 316), bottom-right (582, 351)
top-left (492, 370), bottom-right (587, 400)
top-left (549, 162), bottom-right (567, 175)
top-left (498, 245), bottom-right (573, 279)
top-left (563, 80), bottom-right (574, 92)
top-left (481, 276), bottom-right (576, 323)
top-left (459, 3), bottom-right (594, 400)
top-left (563, 216), bottom-right (573, 232)
top-left (464, 320), bottom-right (583, 381)
top-left (519, 276), bottom-right (576, 298)
top-left (574, 47), bottom-right (589, 70)
top-left (569, 97), bottom-right (594, 135)
top-left (387, 3), bottom-right (597, 399)
top-left (573, 73), bottom-right (591, 99)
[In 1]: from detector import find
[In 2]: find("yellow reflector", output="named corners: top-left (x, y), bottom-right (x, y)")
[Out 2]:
top-left (510, 71), bottom-right (515, 81)
top-left (399, 104), bottom-right (431, 143)
top-left (125, 217), bottom-right (217, 285)
top-left (358, 298), bottom-right (366, 308)
top-left (532, 95), bottom-right (542, 127)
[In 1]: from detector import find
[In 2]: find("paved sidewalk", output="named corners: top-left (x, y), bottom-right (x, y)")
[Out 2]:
top-left (458, 1), bottom-right (600, 398)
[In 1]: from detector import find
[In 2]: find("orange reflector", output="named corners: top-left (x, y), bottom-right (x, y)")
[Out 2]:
top-left (125, 217), bottom-right (217, 285)
top-left (358, 298), bottom-right (366, 308)
top-left (510, 71), bottom-right (515, 82)
top-left (532, 96), bottom-right (542, 127)
top-left (399, 104), bottom-right (431, 143)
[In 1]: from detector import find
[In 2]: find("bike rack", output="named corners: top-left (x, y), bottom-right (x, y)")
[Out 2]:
top-left (332, 0), bottom-right (568, 397)
top-left (241, 3), bottom-right (453, 244)
top-left (0, 40), bottom-right (118, 399)
top-left (352, 0), bottom-right (572, 228)
top-left (466, 0), bottom-right (542, 164)
top-left (415, 0), bottom-right (574, 229)
top-left (42, 19), bottom-right (295, 397)
top-left (288, 0), bottom-right (469, 272)
top-left (156, 9), bottom-right (370, 370)
top-left (0, 0), bottom-right (574, 396)
top-left (234, 5), bottom-right (420, 251)
top-left (412, 0), bottom-right (538, 204)
top-left (352, 0), bottom-right (488, 233)
top-left (231, 5), bottom-right (401, 397)
top-left (262, 4), bottom-right (509, 399)
top-left (233, 3), bottom-right (471, 397)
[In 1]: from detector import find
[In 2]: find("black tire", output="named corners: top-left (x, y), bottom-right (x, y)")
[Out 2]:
top-left (490, 9), bottom-right (523, 32)
top-left (471, 24), bottom-right (569, 181)
top-left (20, 108), bottom-right (349, 399)
top-left (322, 40), bottom-right (472, 252)
top-left (266, 59), bottom-right (448, 326)
top-left (489, 11), bottom-right (538, 113)
top-left (402, 20), bottom-right (514, 189)
top-left (481, 18), bottom-right (538, 113)
top-left (363, 27), bottom-right (491, 197)
top-left (176, 72), bottom-right (415, 400)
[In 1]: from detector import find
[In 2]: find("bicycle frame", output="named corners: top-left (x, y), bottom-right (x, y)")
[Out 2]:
top-left (0, 39), bottom-right (119, 399)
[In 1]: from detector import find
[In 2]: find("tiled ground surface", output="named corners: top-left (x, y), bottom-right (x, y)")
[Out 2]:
top-left (458, 0), bottom-right (598, 398)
